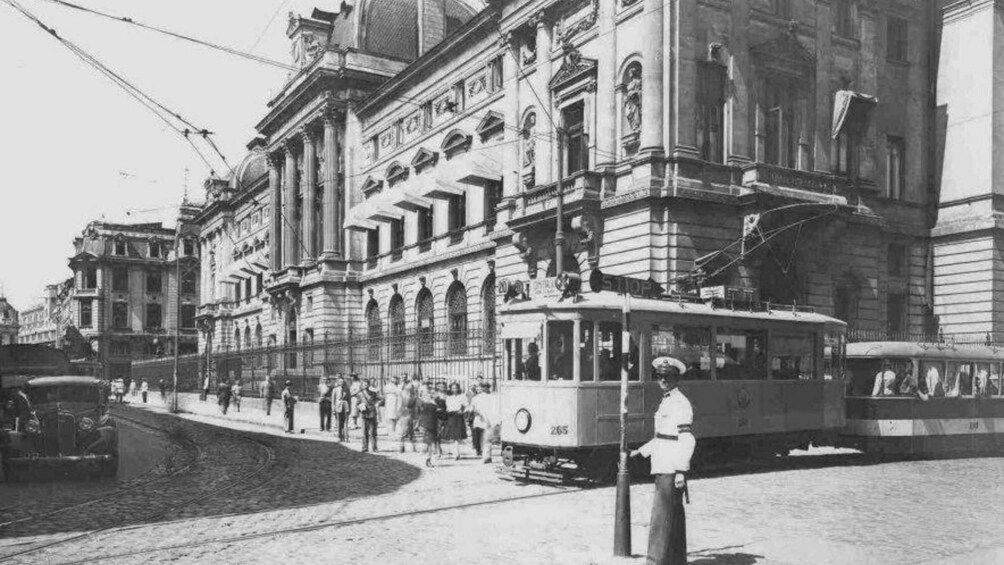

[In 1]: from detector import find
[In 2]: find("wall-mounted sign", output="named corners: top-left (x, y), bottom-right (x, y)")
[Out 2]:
top-left (588, 269), bottom-right (664, 298)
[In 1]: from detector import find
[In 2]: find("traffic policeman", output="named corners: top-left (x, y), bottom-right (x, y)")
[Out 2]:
top-left (632, 356), bottom-right (695, 565)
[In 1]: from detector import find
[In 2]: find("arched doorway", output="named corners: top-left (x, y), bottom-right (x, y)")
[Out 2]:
top-left (416, 288), bottom-right (434, 358)
top-left (389, 294), bottom-right (405, 359)
top-left (366, 299), bottom-right (382, 360)
top-left (446, 281), bottom-right (468, 356)
top-left (481, 274), bottom-right (496, 355)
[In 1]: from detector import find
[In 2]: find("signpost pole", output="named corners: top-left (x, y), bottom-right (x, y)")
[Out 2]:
top-left (614, 291), bottom-right (631, 556)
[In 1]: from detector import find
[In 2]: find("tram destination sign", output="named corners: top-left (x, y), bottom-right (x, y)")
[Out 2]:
top-left (588, 269), bottom-right (665, 298)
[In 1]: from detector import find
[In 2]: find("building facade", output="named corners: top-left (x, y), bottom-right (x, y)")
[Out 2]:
top-left (68, 207), bottom-right (202, 381)
top-left (0, 296), bottom-right (18, 345)
top-left (194, 0), bottom-right (1003, 386)
top-left (18, 279), bottom-right (74, 347)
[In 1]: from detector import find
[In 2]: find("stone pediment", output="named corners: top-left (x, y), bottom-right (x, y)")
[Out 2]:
top-left (361, 176), bottom-right (383, 198)
top-left (550, 43), bottom-right (597, 92)
top-left (385, 162), bottom-right (410, 186)
top-left (411, 147), bottom-right (439, 173)
top-left (476, 111), bottom-right (505, 141)
top-left (441, 129), bottom-right (473, 158)
top-left (751, 31), bottom-right (815, 73)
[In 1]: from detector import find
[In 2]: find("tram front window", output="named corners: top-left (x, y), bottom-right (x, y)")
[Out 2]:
top-left (921, 360), bottom-right (945, 397)
top-left (597, 322), bottom-right (639, 381)
top-left (580, 322), bottom-right (594, 382)
top-left (650, 325), bottom-right (711, 380)
top-left (506, 330), bottom-right (542, 382)
top-left (716, 329), bottom-right (767, 380)
top-left (770, 333), bottom-right (815, 380)
top-left (547, 321), bottom-right (574, 381)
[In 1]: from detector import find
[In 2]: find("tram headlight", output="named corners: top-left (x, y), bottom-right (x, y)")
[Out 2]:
top-left (78, 417), bottom-right (95, 432)
top-left (514, 409), bottom-right (532, 434)
top-left (24, 419), bottom-right (40, 434)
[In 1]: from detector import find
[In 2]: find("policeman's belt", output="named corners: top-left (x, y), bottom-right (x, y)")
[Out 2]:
top-left (655, 433), bottom-right (678, 441)
top-left (677, 424), bottom-right (692, 433)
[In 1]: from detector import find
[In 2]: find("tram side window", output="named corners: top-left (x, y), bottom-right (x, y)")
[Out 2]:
top-left (506, 331), bottom-right (542, 382)
top-left (946, 361), bottom-right (973, 397)
top-left (597, 322), bottom-right (639, 381)
top-left (580, 321), bottom-right (595, 382)
top-left (846, 358), bottom-right (881, 396)
top-left (547, 321), bottom-right (574, 381)
top-left (920, 360), bottom-right (946, 397)
top-left (716, 329), bottom-right (767, 380)
top-left (824, 329), bottom-right (846, 380)
top-left (770, 333), bottom-right (815, 380)
top-left (975, 363), bottom-right (994, 397)
top-left (649, 325), bottom-right (712, 380)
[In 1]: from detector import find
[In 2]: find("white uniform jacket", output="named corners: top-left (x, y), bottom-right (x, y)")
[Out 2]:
top-left (638, 388), bottom-right (696, 474)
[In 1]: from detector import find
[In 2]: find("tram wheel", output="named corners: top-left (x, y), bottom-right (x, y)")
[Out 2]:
top-left (581, 452), bottom-right (617, 484)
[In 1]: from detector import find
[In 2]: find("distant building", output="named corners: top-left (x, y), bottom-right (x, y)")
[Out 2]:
top-left (18, 279), bottom-right (74, 347)
top-left (67, 205), bottom-right (202, 382)
top-left (0, 296), bottom-right (18, 345)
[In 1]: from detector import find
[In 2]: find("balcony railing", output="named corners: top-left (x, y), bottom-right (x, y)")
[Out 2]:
top-left (741, 163), bottom-right (853, 196)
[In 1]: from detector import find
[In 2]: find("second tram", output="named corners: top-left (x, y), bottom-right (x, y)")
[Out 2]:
top-left (497, 292), bottom-right (847, 482)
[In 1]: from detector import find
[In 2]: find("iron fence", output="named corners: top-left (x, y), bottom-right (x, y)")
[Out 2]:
top-left (847, 328), bottom-right (1004, 347)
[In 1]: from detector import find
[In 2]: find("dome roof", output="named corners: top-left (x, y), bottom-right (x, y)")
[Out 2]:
top-left (356, 0), bottom-right (478, 61)
top-left (231, 151), bottom-right (268, 191)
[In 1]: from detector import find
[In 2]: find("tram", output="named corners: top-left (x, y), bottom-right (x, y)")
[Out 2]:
top-left (497, 288), bottom-right (847, 482)
top-left (842, 342), bottom-right (1004, 456)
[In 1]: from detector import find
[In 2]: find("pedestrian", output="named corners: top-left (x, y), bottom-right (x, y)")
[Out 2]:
top-left (333, 375), bottom-right (350, 441)
top-left (468, 382), bottom-right (495, 462)
top-left (318, 376), bottom-right (333, 432)
top-left (158, 379), bottom-right (168, 403)
top-left (262, 376), bottom-right (273, 416)
top-left (112, 378), bottom-right (125, 404)
top-left (218, 379), bottom-right (231, 415)
top-left (349, 375), bottom-right (362, 430)
top-left (397, 381), bottom-right (418, 453)
top-left (281, 380), bottom-right (297, 433)
top-left (357, 378), bottom-right (381, 452)
top-left (442, 382), bottom-right (468, 460)
top-left (231, 379), bottom-right (242, 412)
top-left (417, 383), bottom-right (441, 467)
top-left (631, 357), bottom-right (695, 565)
top-left (128, 379), bottom-right (137, 400)
top-left (434, 382), bottom-right (448, 457)
top-left (140, 380), bottom-right (149, 404)
top-left (382, 376), bottom-right (402, 437)
top-left (202, 374), bottom-right (211, 402)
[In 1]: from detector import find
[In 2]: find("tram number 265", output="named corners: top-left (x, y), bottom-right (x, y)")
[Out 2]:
top-left (549, 425), bottom-right (569, 436)
top-left (969, 421), bottom-right (980, 431)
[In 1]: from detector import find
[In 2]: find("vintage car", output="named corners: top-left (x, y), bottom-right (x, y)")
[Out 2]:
top-left (0, 376), bottom-right (118, 480)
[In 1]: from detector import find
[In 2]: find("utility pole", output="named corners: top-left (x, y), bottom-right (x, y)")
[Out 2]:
top-left (555, 126), bottom-right (566, 277)
top-left (172, 228), bottom-right (182, 413)
top-left (614, 292), bottom-right (632, 556)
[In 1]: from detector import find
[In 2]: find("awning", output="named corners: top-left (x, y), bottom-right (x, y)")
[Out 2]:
top-left (832, 90), bottom-right (878, 138)
top-left (344, 202), bottom-right (380, 231)
top-left (454, 154), bottom-right (503, 185)
top-left (385, 179), bottom-right (433, 212)
top-left (418, 177), bottom-right (467, 199)
top-left (500, 320), bottom-right (542, 339)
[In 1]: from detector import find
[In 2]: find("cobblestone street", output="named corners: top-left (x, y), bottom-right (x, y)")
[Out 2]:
top-left (0, 399), bottom-right (1000, 565)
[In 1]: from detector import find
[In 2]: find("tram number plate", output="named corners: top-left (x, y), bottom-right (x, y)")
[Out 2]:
top-left (736, 417), bottom-right (750, 429)
top-left (549, 425), bottom-right (569, 436)
top-left (969, 421), bottom-right (980, 431)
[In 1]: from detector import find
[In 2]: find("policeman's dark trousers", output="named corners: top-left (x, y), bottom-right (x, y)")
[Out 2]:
top-left (647, 474), bottom-right (687, 565)
top-left (285, 408), bottom-right (295, 432)
top-left (336, 412), bottom-right (347, 441)
top-left (319, 400), bottom-right (332, 431)
top-left (361, 417), bottom-right (377, 452)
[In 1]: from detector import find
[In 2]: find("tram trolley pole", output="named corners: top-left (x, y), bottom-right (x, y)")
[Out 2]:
top-left (614, 292), bottom-right (632, 556)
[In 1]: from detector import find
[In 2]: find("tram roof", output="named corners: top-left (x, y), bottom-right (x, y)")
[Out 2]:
top-left (847, 341), bottom-right (1004, 360)
top-left (500, 292), bottom-right (845, 326)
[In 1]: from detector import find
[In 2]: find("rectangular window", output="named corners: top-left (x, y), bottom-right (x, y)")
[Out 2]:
top-left (145, 303), bottom-right (162, 329)
top-left (146, 270), bottom-right (162, 293)
top-left (507, 327), bottom-right (542, 381)
top-left (448, 193), bottom-right (467, 240)
top-left (234, 280), bottom-right (242, 302)
top-left (580, 321), bottom-right (595, 382)
top-left (886, 135), bottom-right (905, 199)
top-left (650, 325), bottom-right (713, 380)
top-left (390, 218), bottom-right (405, 260)
top-left (484, 181), bottom-right (502, 231)
top-left (716, 328), bottom-right (768, 380)
top-left (834, 132), bottom-right (857, 177)
top-left (80, 300), bottom-right (93, 328)
top-left (149, 242), bottom-right (161, 258)
top-left (183, 239), bottom-right (194, 256)
top-left (887, 243), bottom-right (907, 277)
top-left (547, 321), bottom-right (574, 380)
top-left (489, 55), bottom-right (504, 92)
top-left (366, 228), bottom-right (380, 259)
top-left (452, 81), bottom-right (466, 113)
top-left (887, 16), bottom-right (908, 63)
top-left (256, 272), bottom-right (264, 295)
top-left (418, 206), bottom-right (434, 251)
top-left (770, 333), bottom-right (816, 380)
top-left (421, 103), bottom-right (433, 130)
top-left (180, 304), bottom-right (196, 329)
top-left (886, 292), bottom-right (907, 335)
top-left (83, 267), bottom-right (97, 290)
top-left (182, 270), bottom-right (197, 295)
top-left (562, 102), bottom-right (587, 174)
top-left (697, 62), bottom-right (727, 164)
top-left (112, 302), bottom-right (128, 329)
top-left (598, 322), bottom-right (640, 381)
top-left (112, 267), bottom-right (129, 292)
top-left (763, 79), bottom-right (801, 169)
top-left (834, 0), bottom-right (855, 38)
top-left (114, 240), bottom-right (127, 256)
top-left (244, 277), bottom-right (252, 301)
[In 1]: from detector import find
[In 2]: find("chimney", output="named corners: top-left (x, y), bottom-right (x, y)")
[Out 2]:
top-left (418, 0), bottom-right (447, 56)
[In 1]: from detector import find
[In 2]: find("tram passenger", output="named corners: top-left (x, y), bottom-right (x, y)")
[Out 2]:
top-left (524, 343), bottom-right (541, 381)
top-left (631, 356), bottom-right (695, 565)
top-left (925, 364), bottom-right (943, 398)
top-left (871, 361), bottom-right (896, 396)
top-left (895, 362), bottom-right (917, 396)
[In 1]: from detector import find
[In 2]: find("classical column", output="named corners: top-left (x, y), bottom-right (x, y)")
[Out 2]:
top-left (268, 153), bottom-right (282, 272)
top-left (282, 141), bottom-right (298, 269)
top-left (813, 0), bottom-right (834, 172)
top-left (321, 112), bottom-right (341, 259)
top-left (503, 32), bottom-right (521, 198)
top-left (595, 0), bottom-right (617, 169)
top-left (640, 0), bottom-right (664, 154)
top-left (300, 128), bottom-right (317, 263)
top-left (858, 7), bottom-right (878, 183)
top-left (533, 12), bottom-right (554, 186)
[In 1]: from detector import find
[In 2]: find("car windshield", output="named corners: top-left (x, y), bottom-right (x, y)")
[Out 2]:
top-left (28, 385), bottom-right (99, 406)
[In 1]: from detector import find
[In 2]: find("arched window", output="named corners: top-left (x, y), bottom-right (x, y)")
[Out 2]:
top-left (481, 274), bottom-right (496, 355)
top-left (234, 327), bottom-right (241, 351)
top-left (416, 288), bottom-right (434, 358)
top-left (244, 327), bottom-right (251, 350)
top-left (389, 294), bottom-right (406, 360)
top-left (447, 281), bottom-right (468, 356)
top-left (366, 299), bottom-right (382, 360)
top-left (255, 323), bottom-right (263, 348)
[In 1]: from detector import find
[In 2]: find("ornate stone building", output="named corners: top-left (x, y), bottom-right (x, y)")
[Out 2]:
top-left (68, 206), bottom-right (201, 381)
top-left (0, 296), bottom-right (18, 346)
top-left (195, 0), bottom-right (1004, 384)
top-left (17, 280), bottom-right (73, 347)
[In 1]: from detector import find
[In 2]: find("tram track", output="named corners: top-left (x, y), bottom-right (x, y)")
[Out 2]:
top-left (0, 410), bottom-right (277, 564)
